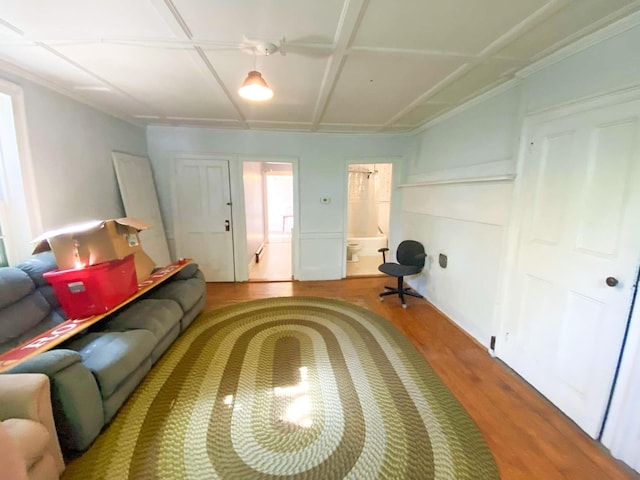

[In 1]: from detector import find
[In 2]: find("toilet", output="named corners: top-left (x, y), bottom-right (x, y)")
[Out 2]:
top-left (347, 243), bottom-right (362, 262)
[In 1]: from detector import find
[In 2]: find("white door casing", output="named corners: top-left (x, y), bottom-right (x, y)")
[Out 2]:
top-left (173, 157), bottom-right (234, 282)
top-left (112, 152), bottom-right (172, 266)
top-left (497, 98), bottom-right (640, 438)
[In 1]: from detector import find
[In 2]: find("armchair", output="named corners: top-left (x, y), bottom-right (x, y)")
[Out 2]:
top-left (0, 374), bottom-right (65, 480)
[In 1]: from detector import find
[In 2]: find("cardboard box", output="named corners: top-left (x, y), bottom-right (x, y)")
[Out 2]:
top-left (33, 217), bottom-right (156, 281)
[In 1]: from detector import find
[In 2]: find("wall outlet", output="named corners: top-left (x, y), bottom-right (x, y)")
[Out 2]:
top-left (320, 197), bottom-right (331, 204)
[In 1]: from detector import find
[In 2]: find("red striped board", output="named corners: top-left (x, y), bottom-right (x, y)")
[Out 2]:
top-left (0, 259), bottom-right (194, 373)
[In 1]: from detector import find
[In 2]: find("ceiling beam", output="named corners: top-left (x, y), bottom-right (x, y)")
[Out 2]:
top-left (193, 46), bottom-right (250, 129)
top-left (150, 0), bottom-right (249, 128)
top-left (0, 56), bottom-right (145, 127)
top-left (0, 17), bottom-right (157, 121)
top-left (311, 0), bottom-right (369, 130)
top-left (380, 0), bottom-right (572, 131)
top-left (35, 42), bottom-right (159, 112)
top-left (349, 46), bottom-right (526, 67)
top-left (0, 35), bottom-right (523, 69)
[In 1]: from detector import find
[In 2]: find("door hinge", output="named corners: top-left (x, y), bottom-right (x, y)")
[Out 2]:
top-left (489, 335), bottom-right (496, 351)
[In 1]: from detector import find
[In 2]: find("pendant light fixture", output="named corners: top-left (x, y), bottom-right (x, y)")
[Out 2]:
top-left (239, 70), bottom-right (273, 101)
top-left (238, 42), bottom-right (277, 101)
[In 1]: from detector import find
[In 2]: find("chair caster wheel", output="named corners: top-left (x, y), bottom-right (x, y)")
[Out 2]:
top-left (379, 296), bottom-right (384, 302)
top-left (402, 304), bottom-right (407, 309)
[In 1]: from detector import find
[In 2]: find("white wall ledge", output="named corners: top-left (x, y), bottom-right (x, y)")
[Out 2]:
top-left (398, 174), bottom-right (515, 188)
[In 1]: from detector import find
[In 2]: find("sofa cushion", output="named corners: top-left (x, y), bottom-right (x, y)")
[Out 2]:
top-left (103, 299), bottom-right (182, 342)
top-left (0, 291), bottom-right (53, 350)
top-left (147, 277), bottom-right (204, 313)
top-left (66, 330), bottom-right (156, 399)
top-left (1, 418), bottom-right (49, 470)
top-left (1, 309), bottom-right (67, 355)
top-left (0, 269), bottom-right (34, 309)
top-left (15, 253), bottom-right (58, 287)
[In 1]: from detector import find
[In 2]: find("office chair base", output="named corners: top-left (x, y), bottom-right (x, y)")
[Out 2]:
top-left (379, 282), bottom-right (423, 308)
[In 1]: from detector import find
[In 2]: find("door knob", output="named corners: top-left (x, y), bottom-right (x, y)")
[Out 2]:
top-left (606, 277), bottom-right (619, 287)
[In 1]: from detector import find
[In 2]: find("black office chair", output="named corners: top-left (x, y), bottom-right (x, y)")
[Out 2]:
top-left (378, 240), bottom-right (426, 308)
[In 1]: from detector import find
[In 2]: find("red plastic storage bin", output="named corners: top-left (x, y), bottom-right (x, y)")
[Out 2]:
top-left (43, 254), bottom-right (138, 319)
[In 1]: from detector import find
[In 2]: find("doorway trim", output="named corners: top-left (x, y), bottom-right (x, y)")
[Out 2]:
top-left (342, 156), bottom-right (403, 278)
top-left (236, 155), bottom-right (300, 282)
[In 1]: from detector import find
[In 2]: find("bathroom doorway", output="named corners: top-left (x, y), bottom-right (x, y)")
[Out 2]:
top-left (346, 163), bottom-right (392, 277)
top-left (243, 161), bottom-right (293, 281)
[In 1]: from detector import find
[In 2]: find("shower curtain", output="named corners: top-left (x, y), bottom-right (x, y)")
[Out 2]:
top-left (347, 170), bottom-right (378, 237)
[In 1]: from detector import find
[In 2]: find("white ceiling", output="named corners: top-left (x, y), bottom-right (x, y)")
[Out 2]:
top-left (0, 0), bottom-right (638, 133)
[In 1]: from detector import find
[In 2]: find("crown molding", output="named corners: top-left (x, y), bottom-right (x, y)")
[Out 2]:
top-left (516, 6), bottom-right (640, 79)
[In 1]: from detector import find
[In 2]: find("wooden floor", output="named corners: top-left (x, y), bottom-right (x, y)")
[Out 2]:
top-left (205, 278), bottom-right (639, 480)
top-left (248, 242), bottom-right (292, 281)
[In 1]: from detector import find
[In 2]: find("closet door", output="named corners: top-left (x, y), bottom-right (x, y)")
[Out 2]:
top-left (498, 98), bottom-right (640, 437)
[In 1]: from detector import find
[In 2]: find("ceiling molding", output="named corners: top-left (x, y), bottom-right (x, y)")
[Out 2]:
top-left (160, 0), bottom-right (194, 38)
top-left (0, 36), bottom-right (337, 58)
top-left (348, 46), bottom-right (528, 68)
top-left (0, 17), bottom-right (156, 124)
top-left (404, 2), bottom-right (640, 136)
top-left (529, 0), bottom-right (640, 62)
top-left (35, 42), bottom-right (159, 113)
top-left (516, 5), bottom-right (640, 79)
top-left (523, 82), bottom-right (640, 121)
top-left (379, 62), bottom-right (474, 131)
top-left (410, 78), bottom-right (519, 135)
top-left (0, 58), bottom-right (145, 127)
top-left (150, 0), bottom-right (250, 129)
top-left (0, 18), bottom-right (23, 35)
top-left (148, 0), bottom-right (194, 38)
top-left (348, 46), bottom-right (476, 62)
top-left (1, 1), bottom-right (637, 134)
top-left (380, 0), bottom-right (570, 131)
top-left (311, 0), bottom-right (370, 129)
top-left (164, 116), bottom-right (242, 122)
top-left (475, 0), bottom-right (572, 58)
top-left (193, 47), bottom-right (250, 128)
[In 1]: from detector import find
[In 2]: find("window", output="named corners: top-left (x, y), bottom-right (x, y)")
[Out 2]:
top-left (0, 81), bottom-right (41, 265)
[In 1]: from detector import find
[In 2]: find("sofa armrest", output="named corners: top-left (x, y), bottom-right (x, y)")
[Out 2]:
top-left (7, 349), bottom-right (105, 454)
top-left (7, 350), bottom-right (82, 376)
top-left (0, 373), bottom-right (65, 475)
top-left (0, 373), bottom-right (49, 421)
top-left (171, 262), bottom-right (199, 280)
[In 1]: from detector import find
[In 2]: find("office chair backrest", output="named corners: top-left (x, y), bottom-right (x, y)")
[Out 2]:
top-left (396, 240), bottom-right (426, 269)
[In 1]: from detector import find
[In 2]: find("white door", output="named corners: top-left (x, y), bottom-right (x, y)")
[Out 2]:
top-left (112, 152), bottom-right (172, 266)
top-left (498, 99), bottom-right (640, 438)
top-left (173, 158), bottom-right (234, 281)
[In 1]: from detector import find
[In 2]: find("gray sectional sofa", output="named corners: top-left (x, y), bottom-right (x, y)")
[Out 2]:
top-left (0, 252), bottom-right (206, 456)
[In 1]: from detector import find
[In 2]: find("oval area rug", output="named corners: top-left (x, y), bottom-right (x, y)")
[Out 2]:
top-left (63, 297), bottom-right (499, 479)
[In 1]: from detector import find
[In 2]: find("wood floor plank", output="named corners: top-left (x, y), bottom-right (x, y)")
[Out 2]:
top-left (204, 278), bottom-right (639, 480)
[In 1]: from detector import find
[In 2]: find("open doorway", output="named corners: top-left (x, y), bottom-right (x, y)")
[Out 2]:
top-left (243, 161), bottom-right (293, 281)
top-left (346, 163), bottom-right (392, 277)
